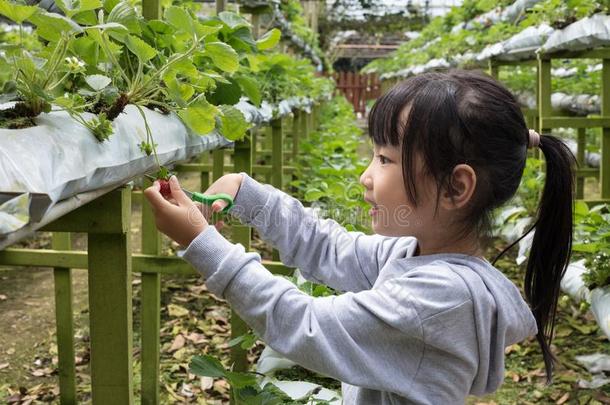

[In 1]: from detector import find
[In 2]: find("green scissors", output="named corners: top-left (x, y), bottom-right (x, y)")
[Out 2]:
top-left (145, 175), bottom-right (234, 213)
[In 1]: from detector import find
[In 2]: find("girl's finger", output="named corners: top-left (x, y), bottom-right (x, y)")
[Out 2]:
top-left (168, 176), bottom-right (192, 206)
top-left (212, 201), bottom-right (227, 212)
top-left (143, 184), bottom-right (170, 210)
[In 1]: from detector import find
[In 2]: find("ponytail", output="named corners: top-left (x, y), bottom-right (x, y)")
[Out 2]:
top-left (494, 134), bottom-right (576, 383)
top-left (526, 135), bottom-right (576, 383)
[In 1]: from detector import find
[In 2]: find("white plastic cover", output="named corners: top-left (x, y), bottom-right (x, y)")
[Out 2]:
top-left (477, 25), bottom-right (554, 61)
top-left (515, 91), bottom-right (600, 116)
top-left (590, 286), bottom-right (610, 339)
top-left (560, 259), bottom-right (592, 303)
top-left (0, 104), bottom-right (232, 235)
top-left (541, 13), bottom-right (610, 54)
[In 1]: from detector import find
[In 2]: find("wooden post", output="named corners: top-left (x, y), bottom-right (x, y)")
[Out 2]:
top-left (489, 60), bottom-right (499, 79)
top-left (576, 128), bottom-right (586, 199)
top-left (230, 135), bottom-right (253, 373)
top-left (216, 0), bottom-right (226, 14)
top-left (141, 0), bottom-right (160, 21)
top-left (87, 188), bottom-right (133, 404)
top-left (271, 118), bottom-right (284, 190)
top-left (141, 178), bottom-right (162, 405)
top-left (291, 111), bottom-right (301, 193)
top-left (52, 232), bottom-right (76, 404)
top-left (601, 58), bottom-right (610, 200)
top-left (140, 2), bottom-right (162, 402)
top-left (538, 57), bottom-right (552, 162)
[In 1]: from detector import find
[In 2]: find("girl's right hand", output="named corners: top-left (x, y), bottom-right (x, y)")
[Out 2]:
top-left (199, 173), bottom-right (243, 230)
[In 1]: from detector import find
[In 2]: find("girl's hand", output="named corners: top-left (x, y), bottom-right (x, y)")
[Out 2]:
top-left (198, 173), bottom-right (243, 231)
top-left (144, 176), bottom-right (208, 247)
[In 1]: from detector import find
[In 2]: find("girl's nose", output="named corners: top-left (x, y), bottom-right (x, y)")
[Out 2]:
top-left (360, 166), bottom-right (373, 190)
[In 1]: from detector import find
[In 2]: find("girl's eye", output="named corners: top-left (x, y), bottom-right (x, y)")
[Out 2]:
top-left (377, 154), bottom-right (390, 165)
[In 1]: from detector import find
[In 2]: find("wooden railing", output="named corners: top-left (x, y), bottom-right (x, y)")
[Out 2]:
top-left (332, 71), bottom-right (381, 116)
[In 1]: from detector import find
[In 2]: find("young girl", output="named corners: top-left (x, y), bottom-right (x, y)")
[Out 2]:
top-left (144, 69), bottom-right (576, 404)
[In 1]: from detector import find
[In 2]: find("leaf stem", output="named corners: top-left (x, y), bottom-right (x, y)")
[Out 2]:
top-left (135, 104), bottom-right (161, 169)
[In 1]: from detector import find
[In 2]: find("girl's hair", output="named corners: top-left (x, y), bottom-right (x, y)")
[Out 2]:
top-left (368, 69), bottom-right (576, 383)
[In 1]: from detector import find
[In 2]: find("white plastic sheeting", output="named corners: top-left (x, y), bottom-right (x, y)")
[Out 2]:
top-left (590, 287), bottom-right (610, 339)
top-left (235, 96), bottom-right (315, 126)
top-left (0, 104), bottom-right (232, 236)
top-left (559, 261), bottom-right (610, 340)
top-left (541, 13), bottom-right (610, 54)
top-left (477, 24), bottom-right (554, 62)
top-left (561, 259), bottom-right (592, 303)
top-left (516, 91), bottom-right (601, 116)
top-left (465, 0), bottom-right (542, 29)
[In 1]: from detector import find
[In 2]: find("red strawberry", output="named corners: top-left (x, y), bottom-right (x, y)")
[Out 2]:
top-left (159, 180), bottom-right (171, 198)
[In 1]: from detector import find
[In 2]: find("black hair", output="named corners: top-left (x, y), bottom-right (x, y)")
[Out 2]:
top-left (368, 69), bottom-right (576, 383)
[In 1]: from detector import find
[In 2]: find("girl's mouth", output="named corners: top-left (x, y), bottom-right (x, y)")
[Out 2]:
top-left (369, 206), bottom-right (379, 216)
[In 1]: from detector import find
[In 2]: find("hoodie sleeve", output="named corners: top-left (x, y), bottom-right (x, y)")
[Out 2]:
top-left (182, 226), bottom-right (474, 397)
top-left (228, 173), bottom-right (418, 292)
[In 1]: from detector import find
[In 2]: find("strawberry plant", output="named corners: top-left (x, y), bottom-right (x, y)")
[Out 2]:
top-left (573, 202), bottom-right (610, 289)
top-left (0, 0), bottom-right (290, 178)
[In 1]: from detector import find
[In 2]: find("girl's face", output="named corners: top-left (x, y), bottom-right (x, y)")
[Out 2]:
top-left (360, 142), bottom-right (482, 256)
top-left (359, 143), bottom-right (438, 239)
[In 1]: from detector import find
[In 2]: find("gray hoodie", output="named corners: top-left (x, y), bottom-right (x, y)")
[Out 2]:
top-left (183, 173), bottom-right (538, 404)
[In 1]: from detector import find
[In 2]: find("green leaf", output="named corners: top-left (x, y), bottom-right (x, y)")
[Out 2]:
top-left (207, 78), bottom-right (241, 105)
top-left (256, 28), bottom-right (281, 51)
top-left (55, 0), bottom-right (101, 17)
top-left (103, 0), bottom-right (119, 13)
top-left (165, 75), bottom-right (194, 106)
top-left (85, 74), bottom-right (112, 91)
top-left (164, 6), bottom-right (195, 35)
top-left (225, 371), bottom-right (257, 388)
top-left (107, 1), bottom-right (140, 35)
top-left (235, 75), bottom-right (261, 107)
top-left (228, 27), bottom-right (257, 52)
top-left (146, 19), bottom-right (174, 36)
top-left (72, 9), bottom-right (97, 25)
top-left (305, 188), bottom-right (324, 201)
top-left (28, 11), bottom-right (83, 42)
top-left (166, 58), bottom-right (198, 79)
top-left (203, 42), bottom-right (239, 73)
top-left (0, 0), bottom-right (38, 24)
top-left (125, 35), bottom-right (157, 62)
top-left (179, 100), bottom-right (218, 135)
top-left (195, 24), bottom-right (221, 40)
top-left (217, 105), bottom-right (249, 141)
top-left (218, 11), bottom-right (250, 30)
top-left (71, 36), bottom-right (98, 67)
top-left (189, 355), bottom-right (226, 378)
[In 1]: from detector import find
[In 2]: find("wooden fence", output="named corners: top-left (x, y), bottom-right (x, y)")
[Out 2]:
top-left (332, 71), bottom-right (381, 116)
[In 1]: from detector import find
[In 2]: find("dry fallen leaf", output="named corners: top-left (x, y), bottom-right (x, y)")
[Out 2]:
top-left (556, 392), bottom-right (569, 404)
top-left (168, 334), bottom-right (186, 353)
top-left (200, 376), bottom-right (214, 390)
top-left (0, 363), bottom-right (9, 370)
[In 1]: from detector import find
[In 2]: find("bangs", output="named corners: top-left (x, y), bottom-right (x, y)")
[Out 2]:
top-left (367, 83), bottom-right (409, 146)
top-left (367, 74), bottom-right (463, 152)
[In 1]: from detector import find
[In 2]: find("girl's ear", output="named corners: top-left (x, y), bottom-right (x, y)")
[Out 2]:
top-left (440, 164), bottom-right (477, 210)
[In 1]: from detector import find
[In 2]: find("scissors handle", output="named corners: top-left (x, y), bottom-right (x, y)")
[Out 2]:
top-left (191, 192), bottom-right (234, 213)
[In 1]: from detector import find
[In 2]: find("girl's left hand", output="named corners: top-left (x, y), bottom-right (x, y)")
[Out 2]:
top-left (144, 176), bottom-right (208, 247)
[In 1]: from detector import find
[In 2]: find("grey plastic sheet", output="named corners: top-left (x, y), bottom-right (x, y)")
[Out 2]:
top-left (465, 0), bottom-right (542, 29)
top-left (0, 104), bottom-right (232, 236)
top-left (516, 91), bottom-right (600, 116)
top-left (541, 13), bottom-right (610, 54)
top-left (477, 24), bottom-right (554, 62)
top-left (235, 96), bottom-right (316, 126)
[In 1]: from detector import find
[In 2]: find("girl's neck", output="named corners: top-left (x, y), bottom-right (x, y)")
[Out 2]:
top-left (414, 238), bottom-right (484, 259)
